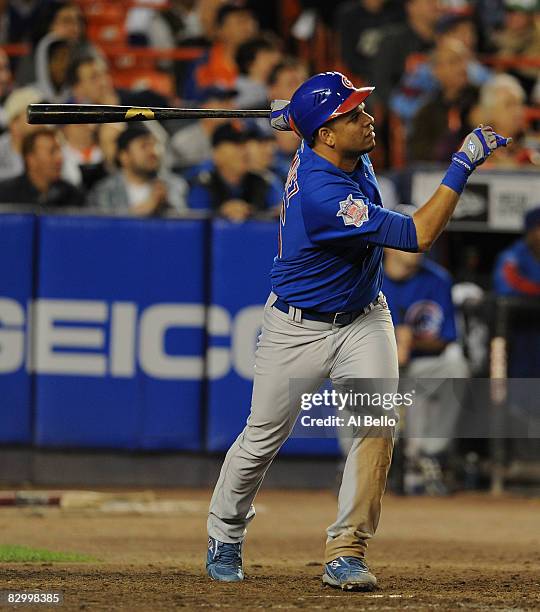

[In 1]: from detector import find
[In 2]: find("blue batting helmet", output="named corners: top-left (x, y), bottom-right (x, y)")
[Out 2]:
top-left (288, 72), bottom-right (374, 143)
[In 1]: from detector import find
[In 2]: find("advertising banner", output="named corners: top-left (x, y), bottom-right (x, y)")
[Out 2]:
top-left (33, 216), bottom-right (206, 450)
top-left (0, 214), bottom-right (35, 443)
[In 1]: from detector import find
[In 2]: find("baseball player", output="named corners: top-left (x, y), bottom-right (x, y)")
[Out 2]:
top-left (206, 71), bottom-right (510, 591)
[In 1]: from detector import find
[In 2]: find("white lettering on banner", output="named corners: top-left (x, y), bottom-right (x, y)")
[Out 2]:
top-left (139, 304), bottom-right (205, 379)
top-left (206, 305), bottom-right (231, 380)
top-left (232, 306), bottom-right (263, 380)
top-left (0, 298), bottom-right (264, 380)
top-left (0, 298), bottom-right (25, 373)
top-left (34, 300), bottom-right (107, 376)
top-left (110, 302), bottom-right (137, 377)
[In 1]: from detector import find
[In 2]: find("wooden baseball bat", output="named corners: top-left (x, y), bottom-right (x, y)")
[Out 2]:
top-left (27, 104), bottom-right (272, 125)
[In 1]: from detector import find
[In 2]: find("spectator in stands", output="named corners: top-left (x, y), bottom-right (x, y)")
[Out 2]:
top-left (43, 1), bottom-right (84, 43)
top-left (335, 0), bottom-right (404, 84)
top-left (131, 0), bottom-right (216, 96)
top-left (97, 123), bottom-right (127, 174)
top-left (188, 122), bottom-right (275, 221)
top-left (196, 0), bottom-right (229, 44)
top-left (390, 12), bottom-right (491, 129)
top-left (125, 0), bottom-right (168, 47)
top-left (475, 0), bottom-right (507, 52)
top-left (33, 35), bottom-right (75, 103)
top-left (15, 1), bottom-right (92, 86)
top-left (0, 47), bottom-right (13, 129)
top-left (0, 47), bottom-right (12, 98)
top-left (66, 53), bottom-right (170, 109)
top-left (167, 86), bottom-right (237, 172)
top-left (61, 123), bottom-right (107, 191)
top-left (245, 125), bottom-right (282, 215)
top-left (383, 228), bottom-right (469, 495)
top-left (190, 4), bottom-right (258, 99)
top-left (408, 39), bottom-right (478, 162)
top-left (89, 125), bottom-right (187, 217)
top-left (0, 127), bottom-right (84, 207)
top-left (437, 12), bottom-right (493, 84)
top-left (0, 86), bottom-right (43, 181)
top-left (263, 59), bottom-right (308, 178)
top-left (0, 3), bottom-right (6, 45)
top-left (2, 0), bottom-right (42, 43)
top-left (66, 53), bottom-right (119, 106)
top-left (126, 0), bottom-right (204, 48)
top-left (247, 57), bottom-right (306, 173)
top-left (372, 0), bottom-right (440, 105)
top-left (249, 58), bottom-right (307, 180)
top-left (268, 58), bottom-right (308, 104)
top-left (494, 206), bottom-right (540, 296)
top-left (234, 35), bottom-right (282, 109)
top-left (251, 58), bottom-right (307, 141)
top-left (471, 74), bottom-right (539, 168)
top-left (492, 0), bottom-right (540, 99)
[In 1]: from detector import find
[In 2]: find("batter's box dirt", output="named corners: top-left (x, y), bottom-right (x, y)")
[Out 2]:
top-left (0, 489), bottom-right (538, 611)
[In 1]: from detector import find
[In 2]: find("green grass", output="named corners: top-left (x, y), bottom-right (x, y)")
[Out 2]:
top-left (0, 545), bottom-right (96, 563)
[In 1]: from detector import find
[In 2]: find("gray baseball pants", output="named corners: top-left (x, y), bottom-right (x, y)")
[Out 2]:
top-left (207, 291), bottom-right (398, 562)
top-left (404, 344), bottom-right (469, 457)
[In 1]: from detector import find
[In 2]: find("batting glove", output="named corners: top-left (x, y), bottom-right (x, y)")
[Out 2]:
top-left (455, 125), bottom-right (511, 172)
top-left (442, 125), bottom-right (512, 194)
top-left (270, 99), bottom-right (292, 132)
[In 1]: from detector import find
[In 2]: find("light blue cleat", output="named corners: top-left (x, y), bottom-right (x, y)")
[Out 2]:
top-left (206, 536), bottom-right (244, 582)
top-left (323, 556), bottom-right (377, 591)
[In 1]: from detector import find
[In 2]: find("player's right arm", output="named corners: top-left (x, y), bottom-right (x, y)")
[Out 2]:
top-left (412, 185), bottom-right (460, 252)
top-left (412, 125), bottom-right (511, 252)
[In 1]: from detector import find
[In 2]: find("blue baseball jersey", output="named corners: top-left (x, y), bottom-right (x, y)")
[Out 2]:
top-left (493, 239), bottom-right (540, 296)
top-left (270, 141), bottom-right (418, 312)
top-left (493, 239), bottom-right (540, 376)
top-left (382, 258), bottom-right (457, 356)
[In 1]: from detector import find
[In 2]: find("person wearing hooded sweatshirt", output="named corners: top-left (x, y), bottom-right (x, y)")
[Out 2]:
top-left (15, 0), bottom-right (95, 86)
top-left (32, 33), bottom-right (74, 103)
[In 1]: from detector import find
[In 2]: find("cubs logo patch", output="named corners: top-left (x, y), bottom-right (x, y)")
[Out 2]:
top-left (337, 194), bottom-right (369, 228)
top-left (404, 300), bottom-right (444, 338)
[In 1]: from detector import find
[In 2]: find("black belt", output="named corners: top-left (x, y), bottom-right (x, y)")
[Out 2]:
top-left (272, 294), bottom-right (385, 326)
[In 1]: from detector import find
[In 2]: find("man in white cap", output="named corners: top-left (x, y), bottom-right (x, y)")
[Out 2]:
top-left (0, 48), bottom-right (13, 130)
top-left (0, 86), bottom-right (43, 181)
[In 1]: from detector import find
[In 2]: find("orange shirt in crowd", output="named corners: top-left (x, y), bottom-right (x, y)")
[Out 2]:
top-left (195, 43), bottom-right (238, 90)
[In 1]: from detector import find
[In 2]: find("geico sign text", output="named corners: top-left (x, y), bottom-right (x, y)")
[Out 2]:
top-left (0, 298), bottom-right (262, 380)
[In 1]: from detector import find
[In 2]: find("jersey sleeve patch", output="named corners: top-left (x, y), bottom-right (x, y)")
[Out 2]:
top-left (336, 193), bottom-right (369, 228)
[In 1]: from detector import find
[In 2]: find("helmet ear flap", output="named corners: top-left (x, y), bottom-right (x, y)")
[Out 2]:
top-left (288, 114), bottom-right (304, 140)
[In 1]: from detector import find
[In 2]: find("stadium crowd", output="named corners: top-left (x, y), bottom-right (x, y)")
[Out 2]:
top-left (0, 0), bottom-right (538, 218)
top-left (1, 0), bottom-right (540, 493)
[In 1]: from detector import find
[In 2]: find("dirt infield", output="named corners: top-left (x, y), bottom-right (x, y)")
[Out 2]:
top-left (0, 489), bottom-right (539, 611)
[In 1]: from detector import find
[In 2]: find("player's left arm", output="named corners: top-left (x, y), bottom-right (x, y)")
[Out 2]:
top-left (413, 125), bottom-right (511, 251)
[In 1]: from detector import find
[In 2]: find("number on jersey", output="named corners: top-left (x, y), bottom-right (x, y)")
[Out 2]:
top-left (278, 151), bottom-right (300, 258)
